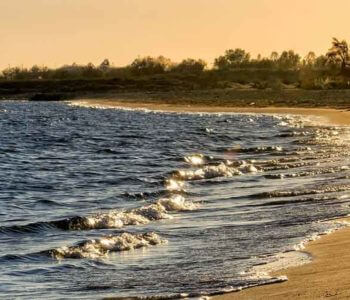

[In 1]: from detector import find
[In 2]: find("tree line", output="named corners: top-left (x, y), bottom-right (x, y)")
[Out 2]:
top-left (1, 38), bottom-right (350, 90)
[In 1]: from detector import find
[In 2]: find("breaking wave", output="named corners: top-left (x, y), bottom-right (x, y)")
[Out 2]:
top-left (172, 160), bottom-right (260, 181)
top-left (48, 232), bottom-right (167, 260)
top-left (1, 195), bottom-right (198, 233)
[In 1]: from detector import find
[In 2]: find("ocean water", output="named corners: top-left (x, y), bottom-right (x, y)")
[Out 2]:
top-left (1, 100), bottom-right (350, 299)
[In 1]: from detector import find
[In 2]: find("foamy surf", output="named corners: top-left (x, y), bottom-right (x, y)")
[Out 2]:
top-left (3, 101), bottom-right (350, 299)
top-left (251, 251), bottom-right (310, 278)
top-left (173, 163), bottom-right (243, 181)
top-left (49, 232), bottom-right (167, 259)
top-left (0, 195), bottom-right (199, 233)
top-left (67, 195), bottom-right (198, 230)
top-left (165, 178), bottom-right (185, 191)
top-left (184, 154), bottom-right (206, 166)
top-left (255, 183), bottom-right (350, 199)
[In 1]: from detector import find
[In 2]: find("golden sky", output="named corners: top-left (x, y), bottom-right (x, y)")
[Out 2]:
top-left (1, 0), bottom-right (350, 69)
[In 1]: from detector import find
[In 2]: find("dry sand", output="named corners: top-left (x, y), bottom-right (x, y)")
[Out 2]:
top-left (72, 99), bottom-right (350, 299)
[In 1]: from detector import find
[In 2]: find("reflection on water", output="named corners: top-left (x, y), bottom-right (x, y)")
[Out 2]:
top-left (0, 101), bottom-right (350, 299)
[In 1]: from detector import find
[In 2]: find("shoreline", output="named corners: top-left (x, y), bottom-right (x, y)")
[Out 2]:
top-left (70, 99), bottom-right (350, 126)
top-left (72, 98), bottom-right (350, 299)
top-left (214, 219), bottom-right (350, 300)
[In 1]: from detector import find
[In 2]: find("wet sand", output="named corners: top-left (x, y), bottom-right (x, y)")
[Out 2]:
top-left (72, 98), bottom-right (350, 299)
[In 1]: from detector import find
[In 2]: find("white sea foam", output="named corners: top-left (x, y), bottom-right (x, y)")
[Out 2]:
top-left (235, 160), bottom-right (260, 173)
top-left (264, 165), bottom-right (350, 179)
top-left (174, 163), bottom-right (243, 181)
top-left (294, 220), bottom-right (350, 251)
top-left (165, 178), bottom-right (185, 191)
top-left (85, 210), bottom-right (150, 229)
top-left (131, 203), bottom-right (172, 221)
top-left (68, 100), bottom-right (161, 113)
top-left (274, 114), bottom-right (327, 128)
top-left (184, 154), bottom-right (205, 166)
top-left (158, 195), bottom-right (199, 211)
top-left (252, 251), bottom-right (312, 276)
top-left (69, 195), bottom-right (198, 230)
top-left (68, 102), bottom-right (349, 134)
top-left (259, 183), bottom-right (350, 198)
top-left (50, 232), bottom-right (167, 259)
top-left (173, 158), bottom-right (265, 182)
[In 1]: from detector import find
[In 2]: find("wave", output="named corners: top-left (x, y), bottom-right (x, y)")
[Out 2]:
top-left (223, 145), bottom-right (285, 154)
top-left (172, 160), bottom-right (260, 181)
top-left (0, 195), bottom-right (198, 233)
top-left (248, 195), bottom-right (345, 207)
top-left (184, 154), bottom-right (206, 166)
top-left (173, 163), bottom-right (242, 181)
top-left (264, 166), bottom-right (350, 179)
top-left (253, 184), bottom-right (350, 199)
top-left (165, 179), bottom-right (185, 192)
top-left (0, 221), bottom-right (57, 234)
top-left (261, 160), bottom-right (321, 172)
top-left (277, 130), bottom-right (311, 138)
top-left (47, 232), bottom-right (167, 259)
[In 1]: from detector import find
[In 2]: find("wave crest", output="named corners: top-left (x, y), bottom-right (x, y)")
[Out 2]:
top-left (49, 232), bottom-right (167, 259)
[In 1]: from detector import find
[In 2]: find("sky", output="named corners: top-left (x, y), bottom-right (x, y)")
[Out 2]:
top-left (1, 0), bottom-right (350, 69)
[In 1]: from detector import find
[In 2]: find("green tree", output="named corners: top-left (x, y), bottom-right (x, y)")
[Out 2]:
top-left (314, 55), bottom-right (328, 69)
top-left (81, 63), bottom-right (102, 78)
top-left (214, 48), bottom-right (250, 69)
top-left (129, 56), bottom-right (173, 75)
top-left (99, 59), bottom-right (110, 71)
top-left (277, 50), bottom-right (300, 70)
top-left (29, 65), bottom-right (49, 79)
top-left (270, 51), bottom-right (279, 61)
top-left (171, 58), bottom-right (207, 74)
top-left (2, 66), bottom-right (28, 80)
top-left (303, 51), bottom-right (316, 67)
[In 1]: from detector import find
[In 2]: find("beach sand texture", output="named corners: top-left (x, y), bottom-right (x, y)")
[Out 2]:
top-left (72, 99), bottom-right (350, 300)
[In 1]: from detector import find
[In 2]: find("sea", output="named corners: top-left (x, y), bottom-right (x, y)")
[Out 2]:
top-left (1, 100), bottom-right (350, 299)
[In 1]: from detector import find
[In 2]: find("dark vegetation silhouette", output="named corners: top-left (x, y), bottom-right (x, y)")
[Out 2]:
top-left (1, 38), bottom-right (350, 101)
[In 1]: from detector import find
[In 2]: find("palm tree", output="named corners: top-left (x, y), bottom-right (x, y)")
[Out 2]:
top-left (326, 38), bottom-right (350, 73)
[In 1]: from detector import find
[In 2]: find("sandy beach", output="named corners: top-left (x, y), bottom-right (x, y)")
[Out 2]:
top-left (70, 98), bottom-right (350, 300)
